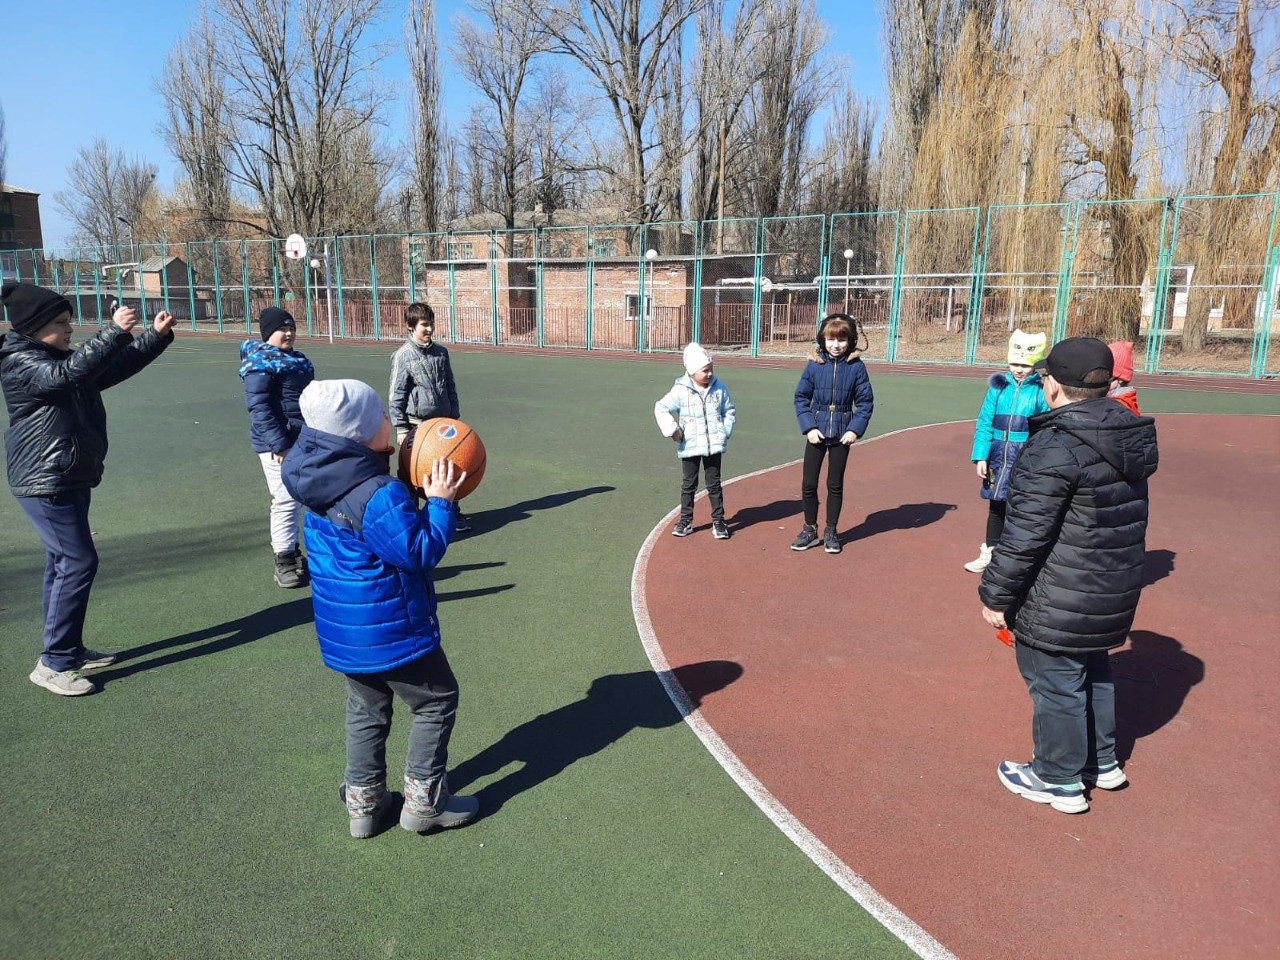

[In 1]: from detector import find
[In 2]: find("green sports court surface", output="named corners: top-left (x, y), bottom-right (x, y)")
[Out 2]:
top-left (1, 336), bottom-right (1275, 960)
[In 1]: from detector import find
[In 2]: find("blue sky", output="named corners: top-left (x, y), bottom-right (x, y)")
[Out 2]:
top-left (1, 0), bottom-right (884, 246)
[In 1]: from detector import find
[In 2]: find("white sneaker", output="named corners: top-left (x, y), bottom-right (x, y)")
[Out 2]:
top-left (29, 660), bottom-right (97, 696)
top-left (964, 543), bottom-right (993, 573)
top-left (1086, 764), bottom-right (1129, 790)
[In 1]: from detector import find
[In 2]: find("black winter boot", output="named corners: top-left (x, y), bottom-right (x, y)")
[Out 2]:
top-left (274, 547), bottom-right (309, 588)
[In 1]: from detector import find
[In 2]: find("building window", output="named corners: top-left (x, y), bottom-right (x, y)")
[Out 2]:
top-left (447, 241), bottom-right (475, 260)
top-left (592, 237), bottom-right (617, 258)
top-left (625, 294), bottom-right (640, 320)
top-left (511, 238), bottom-right (528, 259)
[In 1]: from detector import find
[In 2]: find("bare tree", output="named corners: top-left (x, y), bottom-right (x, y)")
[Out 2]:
top-left (407, 0), bottom-right (444, 233)
top-left (455, 0), bottom-right (549, 228)
top-left (159, 18), bottom-right (233, 239)
top-left (535, 0), bottom-right (704, 222)
top-left (879, 0), bottom-right (998, 206)
top-left (1171, 0), bottom-right (1280, 350)
top-left (687, 0), bottom-right (764, 226)
top-left (54, 138), bottom-right (158, 249)
top-left (739, 0), bottom-right (830, 221)
top-left (168, 0), bottom-right (392, 238)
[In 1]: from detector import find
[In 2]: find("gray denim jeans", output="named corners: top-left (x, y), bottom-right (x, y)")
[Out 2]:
top-left (1015, 641), bottom-right (1116, 785)
top-left (343, 647), bottom-right (459, 788)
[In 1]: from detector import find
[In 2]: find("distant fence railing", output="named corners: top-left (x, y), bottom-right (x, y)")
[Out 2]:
top-left (4, 192), bottom-right (1278, 377)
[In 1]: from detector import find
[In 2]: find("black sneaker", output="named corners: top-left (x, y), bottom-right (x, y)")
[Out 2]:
top-left (455, 510), bottom-right (472, 533)
top-left (712, 520), bottom-right (730, 540)
top-left (672, 518), bottom-right (693, 537)
top-left (823, 526), bottom-right (841, 554)
top-left (790, 524), bottom-right (820, 550)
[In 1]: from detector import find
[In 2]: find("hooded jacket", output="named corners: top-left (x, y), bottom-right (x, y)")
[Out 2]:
top-left (239, 339), bottom-right (315, 455)
top-left (1, 323), bottom-right (173, 497)
top-left (979, 398), bottom-right (1159, 653)
top-left (281, 425), bottom-right (455, 674)
top-left (970, 370), bottom-right (1050, 501)
top-left (794, 340), bottom-right (874, 441)
top-left (654, 373), bottom-right (736, 458)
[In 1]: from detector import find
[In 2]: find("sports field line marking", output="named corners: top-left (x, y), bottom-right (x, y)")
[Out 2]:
top-left (631, 422), bottom-right (965, 960)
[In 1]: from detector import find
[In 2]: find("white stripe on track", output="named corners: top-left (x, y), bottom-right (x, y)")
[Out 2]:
top-left (631, 422), bottom-right (966, 960)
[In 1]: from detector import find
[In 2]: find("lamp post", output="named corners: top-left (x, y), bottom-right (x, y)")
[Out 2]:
top-left (644, 249), bottom-right (657, 352)
top-left (844, 248), bottom-right (854, 313)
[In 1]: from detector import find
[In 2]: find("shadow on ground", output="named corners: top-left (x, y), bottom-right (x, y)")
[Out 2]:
top-left (451, 660), bottom-right (744, 816)
top-left (1112, 629), bottom-right (1205, 764)
top-left (92, 598), bottom-right (315, 685)
top-left (470, 485), bottom-right (615, 533)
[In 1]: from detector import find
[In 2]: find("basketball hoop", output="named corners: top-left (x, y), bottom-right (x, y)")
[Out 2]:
top-left (283, 233), bottom-right (308, 261)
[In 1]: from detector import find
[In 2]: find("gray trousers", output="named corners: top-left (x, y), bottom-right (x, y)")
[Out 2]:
top-left (343, 647), bottom-right (459, 788)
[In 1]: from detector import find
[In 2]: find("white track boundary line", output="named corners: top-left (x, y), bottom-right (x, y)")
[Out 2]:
top-left (631, 422), bottom-right (967, 960)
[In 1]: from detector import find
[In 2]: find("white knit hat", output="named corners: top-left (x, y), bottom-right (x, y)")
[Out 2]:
top-left (299, 379), bottom-right (386, 444)
top-left (682, 342), bottom-right (713, 375)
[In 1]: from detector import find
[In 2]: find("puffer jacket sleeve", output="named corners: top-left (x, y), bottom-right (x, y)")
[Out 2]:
top-left (848, 363), bottom-right (874, 437)
top-left (95, 327), bottom-right (174, 391)
top-left (654, 382), bottom-right (683, 438)
top-left (389, 346), bottom-right (412, 430)
top-left (971, 384), bottom-right (998, 461)
top-left (720, 382), bottom-right (736, 440)
top-left (794, 363), bottom-right (819, 433)
top-left (978, 437), bottom-right (1075, 612)
top-left (244, 371), bottom-right (291, 454)
top-left (362, 485), bottom-right (454, 573)
top-left (9, 324), bottom-right (132, 400)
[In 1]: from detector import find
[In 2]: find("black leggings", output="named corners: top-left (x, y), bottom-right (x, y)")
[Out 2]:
top-left (985, 499), bottom-right (1007, 546)
top-left (801, 442), bottom-right (850, 527)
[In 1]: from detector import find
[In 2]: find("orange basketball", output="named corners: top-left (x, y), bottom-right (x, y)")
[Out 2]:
top-left (399, 418), bottom-right (487, 499)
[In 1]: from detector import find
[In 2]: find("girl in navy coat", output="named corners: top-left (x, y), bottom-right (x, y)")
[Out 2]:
top-left (792, 314), bottom-right (874, 554)
top-left (239, 306), bottom-right (314, 587)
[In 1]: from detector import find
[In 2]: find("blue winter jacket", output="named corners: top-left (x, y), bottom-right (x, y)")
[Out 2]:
top-left (239, 339), bottom-right (315, 454)
top-left (654, 374), bottom-right (736, 458)
top-left (794, 345), bottom-right (874, 442)
top-left (970, 370), bottom-right (1050, 501)
top-left (281, 425), bottom-right (456, 674)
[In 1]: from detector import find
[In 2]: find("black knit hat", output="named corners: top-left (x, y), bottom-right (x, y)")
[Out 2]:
top-left (259, 306), bottom-right (295, 341)
top-left (2, 282), bottom-right (74, 337)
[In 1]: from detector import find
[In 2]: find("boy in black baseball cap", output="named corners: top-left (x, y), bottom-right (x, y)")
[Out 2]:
top-left (979, 335), bottom-right (1159, 813)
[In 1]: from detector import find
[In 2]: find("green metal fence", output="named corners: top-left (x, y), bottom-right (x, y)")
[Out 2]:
top-left (5, 192), bottom-right (1278, 377)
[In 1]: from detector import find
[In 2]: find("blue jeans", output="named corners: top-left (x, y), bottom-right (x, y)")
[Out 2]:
top-left (17, 491), bottom-right (99, 672)
top-left (343, 647), bottom-right (459, 788)
top-left (1015, 641), bottom-right (1116, 785)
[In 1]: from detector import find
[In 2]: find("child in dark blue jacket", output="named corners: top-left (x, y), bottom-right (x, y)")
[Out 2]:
top-left (282, 379), bottom-right (479, 839)
top-left (239, 306), bottom-right (314, 588)
top-left (792, 314), bottom-right (874, 553)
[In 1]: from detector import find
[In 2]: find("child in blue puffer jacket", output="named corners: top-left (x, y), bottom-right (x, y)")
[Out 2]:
top-left (792, 313), bottom-right (874, 554)
top-left (964, 329), bottom-right (1050, 573)
top-left (239, 306), bottom-right (314, 588)
top-left (281, 379), bottom-right (479, 840)
top-left (654, 342), bottom-right (736, 539)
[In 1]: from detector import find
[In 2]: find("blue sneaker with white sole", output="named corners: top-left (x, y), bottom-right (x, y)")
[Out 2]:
top-left (997, 760), bottom-right (1088, 814)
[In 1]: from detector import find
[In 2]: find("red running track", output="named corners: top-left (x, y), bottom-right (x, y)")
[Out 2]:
top-left (635, 414), bottom-right (1280, 960)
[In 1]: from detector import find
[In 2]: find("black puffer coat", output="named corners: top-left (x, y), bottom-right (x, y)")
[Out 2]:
top-left (979, 397), bottom-right (1159, 653)
top-left (1, 324), bottom-right (173, 497)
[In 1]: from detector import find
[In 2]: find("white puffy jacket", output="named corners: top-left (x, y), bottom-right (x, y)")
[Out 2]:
top-left (654, 375), bottom-right (736, 458)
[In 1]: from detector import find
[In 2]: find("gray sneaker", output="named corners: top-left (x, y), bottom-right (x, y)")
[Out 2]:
top-left (672, 518), bottom-right (693, 537)
top-left (823, 525), bottom-right (842, 554)
top-left (340, 782), bottom-right (392, 839)
top-left (401, 775), bottom-right (479, 833)
top-left (711, 520), bottom-right (731, 540)
top-left (790, 524), bottom-right (820, 551)
top-left (29, 660), bottom-right (96, 696)
top-left (78, 649), bottom-right (119, 670)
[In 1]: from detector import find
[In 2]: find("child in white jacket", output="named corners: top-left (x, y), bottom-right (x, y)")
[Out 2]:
top-left (654, 343), bottom-right (737, 539)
